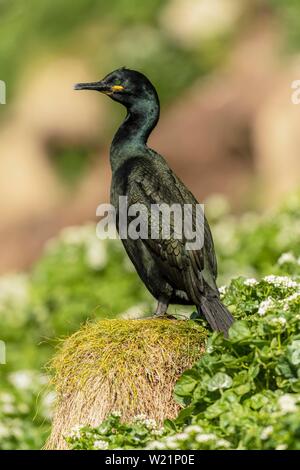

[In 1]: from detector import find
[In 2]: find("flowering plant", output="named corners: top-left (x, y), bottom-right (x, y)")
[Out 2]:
top-left (67, 274), bottom-right (300, 450)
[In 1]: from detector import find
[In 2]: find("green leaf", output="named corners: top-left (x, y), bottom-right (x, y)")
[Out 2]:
top-left (163, 419), bottom-right (178, 431)
top-left (174, 370), bottom-right (199, 398)
top-left (276, 360), bottom-right (294, 378)
top-left (248, 364), bottom-right (260, 379)
top-left (235, 383), bottom-right (251, 396)
top-left (175, 405), bottom-right (195, 424)
top-left (288, 341), bottom-right (300, 365)
top-left (207, 372), bottom-right (233, 392)
top-left (247, 393), bottom-right (269, 410)
top-left (228, 321), bottom-right (251, 342)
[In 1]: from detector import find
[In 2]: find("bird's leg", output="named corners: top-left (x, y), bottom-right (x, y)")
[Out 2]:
top-left (154, 296), bottom-right (169, 317)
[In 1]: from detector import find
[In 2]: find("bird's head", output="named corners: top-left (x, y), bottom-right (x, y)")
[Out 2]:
top-left (74, 68), bottom-right (158, 112)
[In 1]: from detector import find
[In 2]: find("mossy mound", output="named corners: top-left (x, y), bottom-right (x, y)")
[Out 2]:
top-left (45, 318), bottom-right (207, 449)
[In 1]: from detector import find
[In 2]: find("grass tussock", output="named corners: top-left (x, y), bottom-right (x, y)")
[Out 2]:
top-left (46, 319), bottom-right (206, 449)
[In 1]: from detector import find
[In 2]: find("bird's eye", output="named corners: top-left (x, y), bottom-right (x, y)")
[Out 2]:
top-left (111, 80), bottom-right (125, 92)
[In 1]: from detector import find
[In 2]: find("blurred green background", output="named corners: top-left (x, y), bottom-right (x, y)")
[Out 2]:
top-left (0, 0), bottom-right (299, 449)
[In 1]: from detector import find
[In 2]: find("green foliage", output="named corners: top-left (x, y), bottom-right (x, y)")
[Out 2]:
top-left (0, 370), bottom-right (53, 450)
top-left (69, 274), bottom-right (300, 450)
top-left (30, 226), bottom-right (152, 338)
top-left (66, 413), bottom-right (166, 450)
top-left (208, 192), bottom-right (300, 283)
top-left (0, 191), bottom-right (299, 449)
top-left (0, 225), bottom-right (152, 449)
top-left (1, 225), bottom-right (152, 373)
top-left (47, 146), bottom-right (91, 187)
top-left (270, 0), bottom-right (300, 52)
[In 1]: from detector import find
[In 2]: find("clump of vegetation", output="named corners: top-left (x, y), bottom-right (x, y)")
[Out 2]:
top-left (68, 275), bottom-right (300, 450)
top-left (65, 412), bottom-right (166, 450)
top-left (0, 191), bottom-right (299, 449)
top-left (0, 227), bottom-right (152, 450)
top-left (45, 319), bottom-right (206, 449)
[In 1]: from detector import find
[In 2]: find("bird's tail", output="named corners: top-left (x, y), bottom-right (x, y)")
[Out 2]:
top-left (197, 296), bottom-right (234, 337)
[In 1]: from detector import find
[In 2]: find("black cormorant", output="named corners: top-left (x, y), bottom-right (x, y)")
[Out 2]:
top-left (75, 68), bottom-right (234, 335)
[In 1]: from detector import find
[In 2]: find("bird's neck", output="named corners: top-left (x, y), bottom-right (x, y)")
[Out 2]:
top-left (110, 99), bottom-right (159, 172)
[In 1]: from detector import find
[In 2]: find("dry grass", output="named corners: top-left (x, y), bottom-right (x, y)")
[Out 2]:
top-left (45, 318), bottom-right (206, 449)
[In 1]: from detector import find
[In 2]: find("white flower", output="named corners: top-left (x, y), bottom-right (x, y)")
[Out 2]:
top-left (258, 297), bottom-right (275, 316)
top-left (195, 433), bottom-right (216, 443)
top-left (0, 274), bottom-right (29, 310)
top-left (244, 278), bottom-right (258, 286)
top-left (146, 440), bottom-right (166, 450)
top-left (260, 425), bottom-right (273, 440)
top-left (0, 393), bottom-right (14, 404)
top-left (8, 371), bottom-right (34, 390)
top-left (12, 428), bottom-right (24, 439)
top-left (67, 424), bottom-right (84, 440)
top-left (216, 439), bottom-right (231, 448)
top-left (152, 428), bottom-right (164, 436)
top-left (218, 285), bottom-right (227, 296)
top-left (0, 424), bottom-right (9, 439)
top-left (144, 419), bottom-right (157, 430)
top-left (41, 391), bottom-right (56, 420)
top-left (85, 240), bottom-right (107, 270)
top-left (165, 436), bottom-right (180, 449)
top-left (268, 316), bottom-right (287, 328)
top-left (111, 410), bottom-right (122, 418)
top-left (133, 414), bottom-right (157, 430)
top-left (212, 220), bottom-right (238, 255)
top-left (173, 432), bottom-right (189, 441)
top-left (165, 436), bottom-right (177, 443)
top-left (264, 275), bottom-right (298, 289)
top-left (184, 425), bottom-right (203, 434)
top-left (56, 224), bottom-right (108, 270)
top-left (285, 292), bottom-right (300, 303)
top-left (277, 252), bottom-right (297, 266)
top-left (59, 225), bottom-right (94, 245)
top-left (278, 394), bottom-right (297, 414)
top-left (2, 403), bottom-right (15, 414)
top-left (133, 413), bottom-right (147, 422)
top-left (93, 439), bottom-right (108, 450)
top-left (276, 444), bottom-right (287, 450)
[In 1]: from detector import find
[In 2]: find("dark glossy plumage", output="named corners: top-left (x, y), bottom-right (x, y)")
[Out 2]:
top-left (75, 68), bottom-right (234, 335)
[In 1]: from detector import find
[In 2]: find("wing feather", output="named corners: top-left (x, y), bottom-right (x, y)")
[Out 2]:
top-left (124, 158), bottom-right (217, 300)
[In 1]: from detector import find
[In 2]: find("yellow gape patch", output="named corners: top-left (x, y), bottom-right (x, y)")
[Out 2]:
top-left (111, 85), bottom-right (124, 92)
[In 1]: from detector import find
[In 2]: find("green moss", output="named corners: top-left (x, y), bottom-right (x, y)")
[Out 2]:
top-left (50, 319), bottom-right (207, 398)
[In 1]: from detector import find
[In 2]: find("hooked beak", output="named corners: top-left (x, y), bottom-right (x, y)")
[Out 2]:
top-left (74, 81), bottom-right (111, 93)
